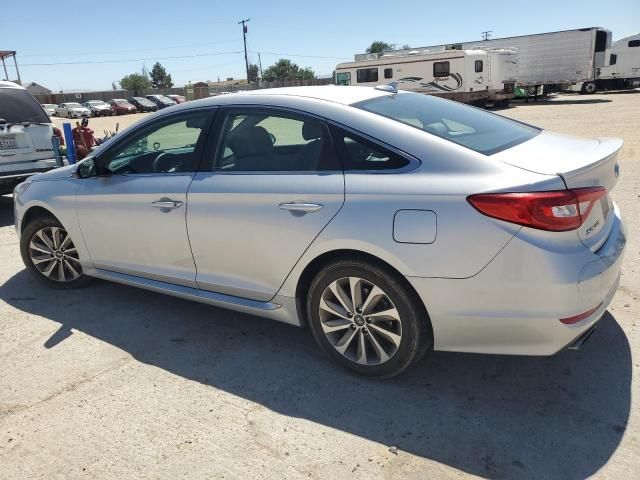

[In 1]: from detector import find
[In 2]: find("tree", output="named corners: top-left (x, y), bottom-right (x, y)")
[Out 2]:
top-left (149, 62), bottom-right (174, 89)
top-left (248, 63), bottom-right (259, 83)
top-left (120, 73), bottom-right (151, 95)
top-left (262, 59), bottom-right (316, 82)
top-left (366, 41), bottom-right (392, 54)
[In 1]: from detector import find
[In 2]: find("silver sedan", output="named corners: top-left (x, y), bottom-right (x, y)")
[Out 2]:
top-left (12, 86), bottom-right (626, 378)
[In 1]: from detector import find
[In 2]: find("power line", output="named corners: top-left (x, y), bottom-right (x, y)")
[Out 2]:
top-left (21, 51), bottom-right (244, 67)
top-left (18, 39), bottom-right (243, 58)
top-left (250, 50), bottom-right (351, 60)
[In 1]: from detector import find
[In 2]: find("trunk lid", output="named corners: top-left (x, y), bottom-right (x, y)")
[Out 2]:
top-left (492, 131), bottom-right (623, 252)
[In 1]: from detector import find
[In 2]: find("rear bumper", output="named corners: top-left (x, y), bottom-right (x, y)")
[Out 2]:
top-left (408, 204), bottom-right (626, 355)
top-left (0, 160), bottom-right (58, 190)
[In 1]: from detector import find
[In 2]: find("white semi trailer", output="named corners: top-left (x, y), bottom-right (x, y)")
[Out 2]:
top-left (336, 48), bottom-right (517, 105)
top-left (357, 27), bottom-right (631, 94)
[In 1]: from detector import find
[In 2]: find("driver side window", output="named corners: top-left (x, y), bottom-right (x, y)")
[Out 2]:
top-left (104, 111), bottom-right (210, 175)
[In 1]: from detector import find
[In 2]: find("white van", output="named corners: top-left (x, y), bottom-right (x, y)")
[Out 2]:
top-left (0, 81), bottom-right (58, 195)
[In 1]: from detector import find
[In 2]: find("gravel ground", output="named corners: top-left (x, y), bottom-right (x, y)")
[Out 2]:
top-left (2, 91), bottom-right (639, 480)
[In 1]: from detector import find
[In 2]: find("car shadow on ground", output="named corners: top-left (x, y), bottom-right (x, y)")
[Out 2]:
top-left (0, 195), bottom-right (15, 227)
top-left (0, 268), bottom-right (631, 479)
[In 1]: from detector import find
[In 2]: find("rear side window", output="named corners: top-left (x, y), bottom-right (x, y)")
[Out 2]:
top-left (330, 125), bottom-right (410, 171)
top-left (0, 87), bottom-right (50, 123)
top-left (433, 61), bottom-right (450, 77)
top-left (212, 110), bottom-right (340, 172)
top-left (357, 68), bottom-right (379, 83)
top-left (355, 92), bottom-right (540, 155)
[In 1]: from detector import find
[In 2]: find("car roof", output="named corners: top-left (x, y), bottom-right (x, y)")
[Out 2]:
top-left (0, 80), bottom-right (25, 90)
top-left (204, 86), bottom-right (390, 107)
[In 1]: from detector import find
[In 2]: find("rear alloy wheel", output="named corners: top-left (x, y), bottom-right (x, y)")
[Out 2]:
top-left (21, 215), bottom-right (91, 289)
top-left (307, 260), bottom-right (432, 378)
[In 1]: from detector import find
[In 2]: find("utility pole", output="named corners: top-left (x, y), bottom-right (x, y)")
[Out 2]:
top-left (258, 52), bottom-right (263, 85)
top-left (481, 30), bottom-right (492, 41)
top-left (239, 18), bottom-right (250, 83)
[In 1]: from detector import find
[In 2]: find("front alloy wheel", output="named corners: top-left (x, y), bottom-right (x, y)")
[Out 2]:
top-left (319, 277), bottom-right (402, 365)
top-left (21, 215), bottom-right (91, 289)
top-left (29, 226), bottom-right (81, 282)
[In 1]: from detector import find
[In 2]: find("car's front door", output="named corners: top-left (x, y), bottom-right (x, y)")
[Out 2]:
top-left (77, 109), bottom-right (215, 287)
top-left (187, 107), bottom-right (345, 301)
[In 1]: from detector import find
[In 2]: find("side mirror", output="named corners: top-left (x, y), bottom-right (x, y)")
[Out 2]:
top-left (269, 133), bottom-right (276, 145)
top-left (75, 158), bottom-right (96, 178)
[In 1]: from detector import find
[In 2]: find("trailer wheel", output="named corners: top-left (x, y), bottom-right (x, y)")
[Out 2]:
top-left (581, 82), bottom-right (597, 94)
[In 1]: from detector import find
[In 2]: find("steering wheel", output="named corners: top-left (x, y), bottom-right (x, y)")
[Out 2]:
top-left (152, 152), bottom-right (180, 173)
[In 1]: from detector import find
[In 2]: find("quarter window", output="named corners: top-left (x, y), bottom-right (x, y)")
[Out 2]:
top-left (475, 60), bottom-right (483, 73)
top-left (102, 112), bottom-right (211, 175)
top-left (356, 68), bottom-right (379, 83)
top-left (330, 125), bottom-right (410, 171)
top-left (384, 68), bottom-right (393, 79)
top-left (433, 61), bottom-right (450, 77)
top-left (214, 111), bottom-right (340, 172)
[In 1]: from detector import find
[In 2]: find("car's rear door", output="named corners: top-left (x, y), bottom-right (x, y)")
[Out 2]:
top-left (187, 106), bottom-right (345, 301)
top-left (76, 108), bottom-right (216, 286)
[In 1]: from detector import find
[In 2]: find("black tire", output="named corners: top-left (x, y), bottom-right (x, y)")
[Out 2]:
top-left (307, 259), bottom-right (432, 379)
top-left (581, 82), bottom-right (597, 94)
top-left (20, 214), bottom-right (92, 289)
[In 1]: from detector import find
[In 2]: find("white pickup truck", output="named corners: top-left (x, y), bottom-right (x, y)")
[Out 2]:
top-left (0, 81), bottom-right (58, 195)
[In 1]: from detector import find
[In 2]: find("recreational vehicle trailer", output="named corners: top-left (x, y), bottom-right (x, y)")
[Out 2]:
top-left (358, 28), bottom-right (616, 94)
top-left (595, 33), bottom-right (640, 91)
top-left (335, 49), bottom-right (517, 105)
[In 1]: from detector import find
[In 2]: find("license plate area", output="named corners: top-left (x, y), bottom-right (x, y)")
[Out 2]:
top-left (0, 135), bottom-right (17, 149)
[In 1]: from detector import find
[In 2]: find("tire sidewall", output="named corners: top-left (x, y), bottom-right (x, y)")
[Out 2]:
top-left (307, 261), bottom-right (428, 379)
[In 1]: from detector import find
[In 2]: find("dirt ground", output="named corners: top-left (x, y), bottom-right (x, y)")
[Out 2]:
top-left (2, 92), bottom-right (639, 479)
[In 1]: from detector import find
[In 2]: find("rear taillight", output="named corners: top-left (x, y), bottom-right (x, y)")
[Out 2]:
top-left (467, 187), bottom-right (606, 232)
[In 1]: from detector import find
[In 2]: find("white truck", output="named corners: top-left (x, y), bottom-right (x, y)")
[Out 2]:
top-left (595, 33), bottom-right (640, 91)
top-left (336, 48), bottom-right (517, 105)
top-left (369, 27), bottom-right (624, 94)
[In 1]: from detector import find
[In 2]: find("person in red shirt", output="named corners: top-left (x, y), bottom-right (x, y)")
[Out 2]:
top-left (72, 115), bottom-right (97, 160)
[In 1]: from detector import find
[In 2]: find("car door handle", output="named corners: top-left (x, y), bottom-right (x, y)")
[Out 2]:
top-left (278, 202), bottom-right (323, 213)
top-left (152, 200), bottom-right (183, 209)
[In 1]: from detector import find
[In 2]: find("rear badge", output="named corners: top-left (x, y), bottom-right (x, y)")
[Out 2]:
top-left (585, 219), bottom-right (600, 236)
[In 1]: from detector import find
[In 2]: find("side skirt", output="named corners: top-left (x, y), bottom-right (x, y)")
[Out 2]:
top-left (90, 268), bottom-right (301, 326)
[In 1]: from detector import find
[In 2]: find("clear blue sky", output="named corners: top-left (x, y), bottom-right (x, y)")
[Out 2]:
top-left (2, 0), bottom-right (638, 91)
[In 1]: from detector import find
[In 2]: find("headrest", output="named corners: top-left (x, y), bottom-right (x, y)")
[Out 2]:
top-left (232, 126), bottom-right (273, 158)
top-left (302, 121), bottom-right (323, 141)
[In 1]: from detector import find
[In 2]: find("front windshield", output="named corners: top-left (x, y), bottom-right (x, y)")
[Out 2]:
top-left (67, 102), bottom-right (82, 108)
top-left (115, 100), bottom-right (128, 105)
top-left (354, 92), bottom-right (540, 155)
top-left (89, 101), bottom-right (105, 105)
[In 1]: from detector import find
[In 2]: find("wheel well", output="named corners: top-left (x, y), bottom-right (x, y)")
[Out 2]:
top-left (20, 206), bottom-right (56, 233)
top-left (294, 249), bottom-right (428, 329)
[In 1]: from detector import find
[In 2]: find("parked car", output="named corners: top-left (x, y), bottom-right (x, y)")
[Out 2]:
top-left (13, 86), bottom-right (626, 378)
top-left (55, 102), bottom-right (91, 118)
top-left (145, 94), bottom-right (176, 109)
top-left (0, 81), bottom-right (58, 195)
top-left (166, 94), bottom-right (186, 104)
top-left (127, 97), bottom-right (158, 113)
top-left (40, 104), bottom-right (57, 116)
top-left (83, 100), bottom-right (112, 117)
top-left (108, 98), bottom-right (137, 115)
